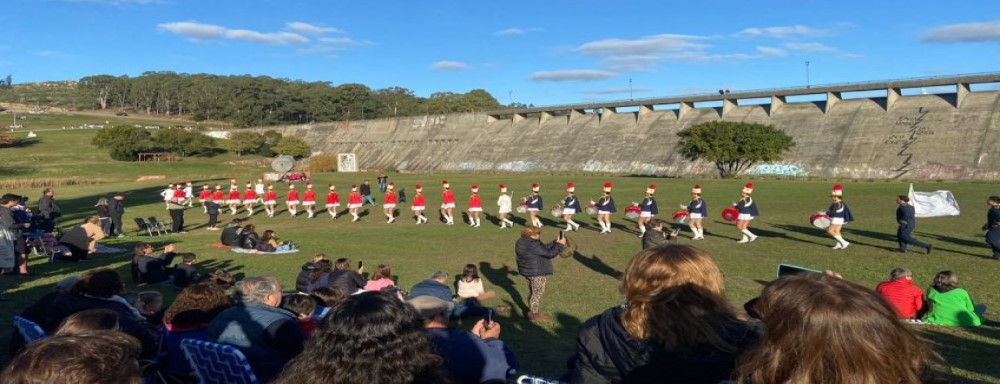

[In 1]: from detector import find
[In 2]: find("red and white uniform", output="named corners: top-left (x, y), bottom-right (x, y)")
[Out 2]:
top-left (412, 192), bottom-right (426, 211)
top-left (383, 191), bottom-right (398, 209)
top-left (227, 189), bottom-right (241, 205)
top-left (173, 188), bottom-right (186, 202)
top-left (211, 188), bottom-right (225, 202)
top-left (468, 194), bottom-right (483, 212)
top-left (286, 189), bottom-right (300, 205)
top-left (302, 189), bottom-right (316, 206)
top-left (441, 189), bottom-right (456, 209)
top-left (348, 191), bottom-right (363, 208)
top-left (264, 189), bottom-right (278, 205)
top-left (198, 187), bottom-right (211, 203)
top-left (325, 191), bottom-right (340, 208)
top-left (243, 188), bottom-right (258, 205)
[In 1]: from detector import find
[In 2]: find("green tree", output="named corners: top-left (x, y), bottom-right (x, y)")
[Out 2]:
top-left (224, 131), bottom-right (265, 156)
top-left (271, 136), bottom-right (311, 159)
top-left (677, 121), bottom-right (795, 178)
top-left (78, 74), bottom-right (116, 110)
top-left (153, 129), bottom-right (215, 157)
top-left (91, 125), bottom-right (153, 161)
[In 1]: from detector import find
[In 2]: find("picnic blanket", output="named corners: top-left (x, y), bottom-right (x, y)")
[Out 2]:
top-left (231, 248), bottom-right (300, 255)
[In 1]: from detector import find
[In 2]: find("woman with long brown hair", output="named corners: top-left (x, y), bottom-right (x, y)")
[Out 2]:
top-left (565, 244), bottom-right (758, 383)
top-left (736, 273), bottom-right (943, 384)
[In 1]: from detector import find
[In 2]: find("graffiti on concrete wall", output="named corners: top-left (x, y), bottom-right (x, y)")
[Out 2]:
top-left (744, 163), bottom-right (810, 176)
top-left (497, 161), bottom-right (539, 172)
top-left (887, 107), bottom-right (935, 179)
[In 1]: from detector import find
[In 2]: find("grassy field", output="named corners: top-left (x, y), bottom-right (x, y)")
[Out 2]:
top-left (1, 117), bottom-right (998, 382)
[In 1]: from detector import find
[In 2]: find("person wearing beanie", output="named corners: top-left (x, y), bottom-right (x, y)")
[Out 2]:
top-left (325, 185), bottom-right (341, 220)
top-left (412, 185), bottom-right (428, 224)
top-left (594, 183), bottom-right (616, 234)
top-left (497, 185), bottom-right (514, 229)
top-left (226, 184), bottom-right (241, 215)
top-left (637, 185), bottom-right (658, 237)
top-left (383, 183), bottom-right (398, 223)
top-left (526, 183), bottom-right (543, 228)
top-left (823, 185), bottom-right (854, 250)
top-left (562, 183), bottom-right (582, 231)
top-left (243, 182), bottom-right (258, 217)
top-left (467, 185), bottom-right (483, 228)
top-left (347, 185), bottom-right (363, 222)
top-left (440, 181), bottom-right (456, 225)
top-left (735, 183), bottom-right (760, 243)
top-left (198, 185), bottom-right (212, 213)
top-left (302, 183), bottom-right (317, 218)
top-left (286, 184), bottom-right (301, 217)
top-left (263, 184), bottom-right (278, 217)
top-left (684, 184), bottom-right (708, 240)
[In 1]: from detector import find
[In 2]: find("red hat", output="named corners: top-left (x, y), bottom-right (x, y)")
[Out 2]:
top-left (566, 182), bottom-right (575, 193)
top-left (415, 184), bottom-right (423, 191)
top-left (351, 184), bottom-right (358, 191)
top-left (692, 184), bottom-right (702, 194)
top-left (471, 184), bottom-right (479, 192)
top-left (603, 182), bottom-right (612, 193)
top-left (531, 183), bottom-right (540, 192)
top-left (831, 184), bottom-right (843, 197)
top-left (742, 183), bottom-right (754, 194)
top-left (387, 182), bottom-right (395, 190)
top-left (329, 184), bottom-right (336, 191)
top-left (499, 184), bottom-right (507, 193)
top-left (646, 184), bottom-right (656, 194)
top-left (306, 183), bottom-right (313, 189)
top-left (442, 180), bottom-right (450, 188)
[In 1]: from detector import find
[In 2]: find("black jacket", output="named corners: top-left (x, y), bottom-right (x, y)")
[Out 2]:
top-left (327, 270), bottom-right (366, 294)
top-left (220, 224), bottom-right (242, 246)
top-left (37, 195), bottom-right (61, 219)
top-left (239, 232), bottom-right (259, 250)
top-left (109, 198), bottom-right (126, 218)
top-left (295, 262), bottom-right (318, 292)
top-left (641, 228), bottom-right (674, 250)
top-left (564, 307), bottom-right (760, 384)
top-left (135, 252), bottom-right (178, 284)
top-left (515, 236), bottom-right (563, 277)
top-left (45, 292), bottom-right (159, 359)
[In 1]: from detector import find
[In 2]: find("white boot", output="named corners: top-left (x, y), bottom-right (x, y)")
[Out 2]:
top-left (737, 234), bottom-right (749, 243)
top-left (741, 229), bottom-right (758, 242)
top-left (474, 218), bottom-right (481, 227)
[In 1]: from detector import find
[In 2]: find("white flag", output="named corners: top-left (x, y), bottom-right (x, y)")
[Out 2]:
top-left (908, 183), bottom-right (960, 218)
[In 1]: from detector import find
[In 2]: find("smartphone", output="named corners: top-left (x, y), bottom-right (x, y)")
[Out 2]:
top-left (557, 230), bottom-right (565, 240)
top-left (485, 308), bottom-right (494, 325)
top-left (776, 263), bottom-right (822, 278)
top-left (357, 260), bottom-right (364, 270)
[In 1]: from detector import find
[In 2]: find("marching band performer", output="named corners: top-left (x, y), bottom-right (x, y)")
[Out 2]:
top-left (384, 183), bottom-right (398, 224)
top-left (183, 181), bottom-right (195, 207)
top-left (254, 178), bottom-right (266, 204)
top-left (160, 183), bottom-right (174, 210)
top-left (983, 196), bottom-right (1000, 260)
top-left (242, 182), bottom-right (258, 216)
top-left (441, 180), bottom-right (456, 225)
top-left (594, 183), bottom-right (616, 234)
top-left (286, 184), bottom-right (301, 217)
top-left (684, 184), bottom-right (707, 240)
top-left (325, 185), bottom-right (340, 220)
top-left (211, 184), bottom-right (225, 213)
top-left (735, 183), bottom-right (759, 243)
top-left (348, 185), bottom-right (363, 222)
top-left (468, 184), bottom-right (483, 228)
top-left (226, 184), bottom-right (241, 215)
top-left (263, 184), bottom-right (278, 217)
top-left (412, 184), bottom-right (428, 224)
top-left (824, 185), bottom-right (854, 250)
top-left (497, 184), bottom-right (514, 229)
top-left (197, 184), bottom-right (211, 213)
top-left (562, 183), bottom-right (582, 231)
top-left (526, 183), bottom-right (543, 227)
top-left (302, 183), bottom-right (317, 218)
top-left (637, 185), bottom-right (657, 237)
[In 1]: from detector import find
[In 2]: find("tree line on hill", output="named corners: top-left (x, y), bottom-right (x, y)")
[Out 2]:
top-left (0, 72), bottom-right (522, 127)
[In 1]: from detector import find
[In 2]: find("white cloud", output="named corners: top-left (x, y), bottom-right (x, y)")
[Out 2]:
top-left (756, 46), bottom-right (787, 57)
top-left (784, 42), bottom-right (835, 52)
top-left (601, 55), bottom-right (661, 72)
top-left (922, 21), bottom-right (1000, 42)
top-left (580, 87), bottom-right (653, 95)
top-left (225, 29), bottom-right (308, 45)
top-left (662, 52), bottom-right (756, 63)
top-left (158, 21), bottom-right (308, 45)
top-left (530, 70), bottom-right (617, 82)
top-left (734, 25), bottom-right (826, 39)
top-left (430, 61), bottom-right (470, 71)
top-left (286, 22), bottom-right (342, 35)
top-left (36, 50), bottom-right (58, 57)
top-left (577, 34), bottom-right (709, 57)
top-left (318, 37), bottom-right (370, 45)
top-left (158, 21), bottom-right (227, 40)
top-left (493, 27), bottom-right (543, 36)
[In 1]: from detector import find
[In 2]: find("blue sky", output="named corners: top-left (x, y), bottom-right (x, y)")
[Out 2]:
top-left (3, 0), bottom-right (998, 106)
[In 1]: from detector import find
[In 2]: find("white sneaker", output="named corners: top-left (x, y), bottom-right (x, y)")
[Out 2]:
top-left (841, 242), bottom-right (850, 249)
top-left (832, 243), bottom-right (843, 249)
top-left (748, 235), bottom-right (758, 242)
top-left (737, 237), bottom-right (749, 243)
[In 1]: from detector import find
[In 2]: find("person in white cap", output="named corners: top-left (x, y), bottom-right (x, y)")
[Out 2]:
top-left (412, 184), bottom-right (428, 224)
top-left (197, 185), bottom-right (211, 213)
top-left (684, 184), bottom-right (708, 240)
top-left (735, 183), bottom-right (759, 243)
top-left (183, 182), bottom-right (194, 207)
top-left (467, 184), bottom-right (483, 227)
top-left (593, 183), bottom-right (616, 234)
top-left (325, 185), bottom-right (340, 219)
top-left (440, 181), bottom-right (456, 225)
top-left (823, 184), bottom-right (854, 250)
top-left (160, 183), bottom-right (174, 211)
top-left (347, 185), bottom-right (363, 222)
top-left (242, 182), bottom-right (258, 216)
top-left (497, 184), bottom-right (514, 229)
top-left (226, 185), bottom-right (241, 215)
top-left (562, 183), bottom-right (582, 231)
top-left (302, 183), bottom-right (317, 218)
top-left (526, 183), bottom-right (543, 228)
top-left (383, 183), bottom-right (398, 223)
top-left (254, 178), bottom-right (266, 204)
top-left (637, 185), bottom-right (658, 237)
top-left (263, 184), bottom-right (278, 217)
top-left (286, 184), bottom-right (301, 217)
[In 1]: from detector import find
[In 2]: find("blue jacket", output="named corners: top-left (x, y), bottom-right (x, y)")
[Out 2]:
top-left (596, 195), bottom-right (617, 213)
top-left (687, 198), bottom-right (707, 216)
top-left (826, 201), bottom-right (854, 222)
top-left (428, 327), bottom-right (517, 384)
top-left (736, 196), bottom-right (759, 216)
top-left (896, 204), bottom-right (916, 227)
top-left (410, 279), bottom-right (455, 302)
top-left (208, 303), bottom-right (306, 383)
top-left (563, 195), bottom-right (582, 211)
top-left (641, 197), bottom-right (658, 215)
top-left (527, 194), bottom-right (543, 210)
top-left (516, 237), bottom-right (563, 277)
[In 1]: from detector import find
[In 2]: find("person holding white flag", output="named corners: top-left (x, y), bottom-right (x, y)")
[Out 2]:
top-left (982, 196), bottom-right (1000, 260)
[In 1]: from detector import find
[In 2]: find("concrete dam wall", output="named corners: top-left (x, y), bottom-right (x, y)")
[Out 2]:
top-left (265, 74), bottom-right (1000, 180)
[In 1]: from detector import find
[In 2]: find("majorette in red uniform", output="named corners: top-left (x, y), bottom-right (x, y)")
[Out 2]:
top-left (411, 184), bottom-right (427, 224)
top-left (264, 184), bottom-right (278, 217)
top-left (242, 182), bottom-right (258, 216)
top-left (198, 185), bottom-right (212, 213)
top-left (347, 185), bottom-right (363, 222)
top-left (383, 182), bottom-right (398, 223)
top-left (468, 184), bottom-right (483, 228)
top-left (325, 185), bottom-right (340, 219)
top-left (226, 185), bottom-right (241, 215)
top-left (441, 180), bottom-right (456, 225)
top-left (173, 183), bottom-right (187, 203)
top-left (302, 183), bottom-right (317, 218)
top-left (286, 184), bottom-right (301, 217)
top-left (211, 185), bottom-right (225, 204)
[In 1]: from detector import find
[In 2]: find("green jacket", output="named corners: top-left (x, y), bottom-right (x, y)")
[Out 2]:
top-left (923, 287), bottom-right (981, 327)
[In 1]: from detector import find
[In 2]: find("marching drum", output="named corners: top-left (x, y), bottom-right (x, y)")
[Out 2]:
top-left (672, 210), bottom-right (689, 224)
top-left (721, 207), bottom-right (739, 222)
top-left (550, 205), bottom-right (564, 218)
top-left (810, 213), bottom-right (832, 229)
top-left (515, 203), bottom-right (528, 213)
top-left (585, 204), bottom-right (598, 216)
top-left (624, 206), bottom-right (641, 219)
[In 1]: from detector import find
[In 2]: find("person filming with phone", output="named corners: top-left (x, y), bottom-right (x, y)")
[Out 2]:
top-left (515, 226), bottom-right (566, 323)
top-left (641, 218), bottom-right (679, 250)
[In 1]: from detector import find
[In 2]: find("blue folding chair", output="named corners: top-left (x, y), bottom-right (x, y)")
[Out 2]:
top-left (180, 339), bottom-right (260, 384)
top-left (12, 316), bottom-right (47, 344)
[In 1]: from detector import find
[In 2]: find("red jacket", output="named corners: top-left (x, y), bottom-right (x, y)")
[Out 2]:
top-left (442, 190), bottom-right (455, 204)
top-left (469, 194), bottom-right (482, 209)
top-left (326, 192), bottom-right (340, 205)
top-left (264, 191), bottom-right (278, 202)
top-left (875, 278), bottom-right (924, 319)
top-left (303, 190), bottom-right (316, 203)
top-left (413, 193), bottom-right (426, 207)
top-left (287, 190), bottom-right (300, 202)
top-left (212, 191), bottom-right (225, 201)
top-left (348, 192), bottom-right (362, 205)
top-left (384, 192), bottom-right (397, 204)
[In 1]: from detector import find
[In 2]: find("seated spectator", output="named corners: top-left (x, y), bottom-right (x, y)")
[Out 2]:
top-left (57, 215), bottom-right (105, 261)
top-left (923, 270), bottom-right (986, 327)
top-left (305, 259), bottom-right (334, 293)
top-left (310, 286), bottom-right (346, 320)
top-left (44, 269), bottom-right (159, 359)
top-left (273, 291), bottom-right (451, 384)
top-left (0, 331), bottom-right (143, 384)
top-left (640, 218), bottom-right (677, 250)
top-left (9, 276), bottom-right (80, 355)
top-left (296, 253), bottom-right (326, 292)
top-left (238, 224), bottom-right (260, 250)
top-left (411, 271), bottom-right (489, 319)
top-left (173, 253), bottom-right (207, 288)
top-left (219, 218), bottom-right (246, 246)
top-left (456, 263), bottom-right (496, 300)
top-left (565, 244), bottom-right (759, 384)
top-left (134, 243), bottom-right (178, 284)
top-left (55, 308), bottom-right (120, 336)
top-left (875, 267), bottom-right (925, 320)
top-left (326, 258), bottom-right (366, 294)
top-left (161, 283), bottom-right (234, 379)
top-left (281, 293), bottom-right (319, 337)
top-left (207, 276), bottom-right (306, 383)
top-left (409, 295), bottom-right (517, 384)
top-left (364, 263), bottom-right (397, 291)
top-left (257, 229), bottom-right (295, 252)
top-left (135, 291), bottom-right (163, 321)
top-left (736, 273), bottom-right (942, 384)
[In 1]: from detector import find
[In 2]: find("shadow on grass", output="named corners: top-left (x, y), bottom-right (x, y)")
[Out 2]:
top-left (572, 252), bottom-right (622, 280)
top-left (479, 262), bottom-right (528, 316)
top-left (766, 223), bottom-right (831, 246)
top-left (919, 323), bottom-right (1000, 381)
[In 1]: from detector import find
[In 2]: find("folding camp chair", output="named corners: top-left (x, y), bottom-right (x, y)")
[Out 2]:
top-left (181, 339), bottom-right (260, 384)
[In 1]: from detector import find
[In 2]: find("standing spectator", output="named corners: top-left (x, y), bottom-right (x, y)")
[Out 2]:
top-left (167, 191), bottom-right (187, 234)
top-left (377, 172), bottom-right (389, 193)
top-left (108, 194), bottom-right (126, 238)
top-left (923, 271), bottom-right (986, 327)
top-left (875, 268), bottom-right (925, 320)
top-left (37, 187), bottom-right (61, 232)
top-left (361, 180), bottom-right (376, 206)
top-left (95, 198), bottom-right (112, 236)
top-left (515, 226), bottom-right (566, 323)
top-left (982, 195), bottom-right (1000, 260)
top-left (133, 243), bottom-right (178, 284)
top-left (894, 195), bottom-right (932, 254)
top-left (641, 218), bottom-right (678, 250)
top-left (57, 215), bottom-right (105, 261)
top-left (398, 187), bottom-right (407, 204)
top-left (208, 276), bottom-right (307, 382)
top-left (6, 195), bottom-right (32, 276)
top-left (205, 197), bottom-right (221, 230)
top-left (0, 195), bottom-right (27, 275)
